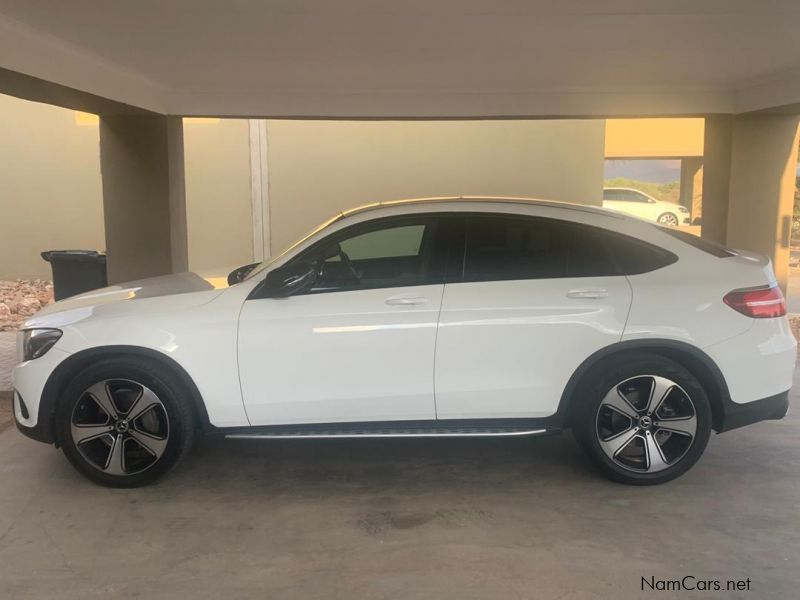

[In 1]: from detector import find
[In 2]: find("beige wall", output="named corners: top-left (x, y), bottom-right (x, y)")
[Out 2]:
top-left (266, 120), bottom-right (606, 255)
top-left (183, 119), bottom-right (253, 273)
top-left (0, 94), bottom-right (104, 280)
top-left (0, 104), bottom-right (606, 279)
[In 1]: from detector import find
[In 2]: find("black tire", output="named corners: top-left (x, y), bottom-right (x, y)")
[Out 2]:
top-left (55, 357), bottom-right (195, 487)
top-left (572, 353), bottom-right (711, 485)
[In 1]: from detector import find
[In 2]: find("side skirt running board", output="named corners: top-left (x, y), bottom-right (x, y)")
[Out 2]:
top-left (225, 425), bottom-right (557, 440)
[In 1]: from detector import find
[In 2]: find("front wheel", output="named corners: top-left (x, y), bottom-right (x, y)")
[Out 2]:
top-left (572, 354), bottom-right (712, 485)
top-left (657, 212), bottom-right (679, 227)
top-left (56, 357), bottom-right (195, 487)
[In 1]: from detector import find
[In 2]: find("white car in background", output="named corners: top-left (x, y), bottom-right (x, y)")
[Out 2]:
top-left (603, 187), bottom-right (690, 226)
top-left (12, 197), bottom-right (795, 487)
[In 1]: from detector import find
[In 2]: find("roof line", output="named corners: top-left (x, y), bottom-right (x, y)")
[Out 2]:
top-left (339, 195), bottom-right (626, 220)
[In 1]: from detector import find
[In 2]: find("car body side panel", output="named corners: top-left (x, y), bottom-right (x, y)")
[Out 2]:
top-left (13, 280), bottom-right (257, 428)
top-left (12, 346), bottom-right (71, 428)
top-left (622, 238), bottom-right (782, 347)
top-left (602, 194), bottom-right (685, 224)
top-left (434, 275), bottom-right (632, 419)
top-left (238, 285), bottom-right (443, 425)
top-left (13, 199), bottom-right (796, 434)
top-left (703, 317), bottom-right (796, 404)
top-left (623, 240), bottom-right (796, 405)
top-left (622, 265), bottom-right (756, 349)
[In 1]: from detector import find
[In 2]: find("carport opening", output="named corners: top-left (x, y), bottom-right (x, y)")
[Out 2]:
top-left (0, 99), bottom-right (798, 328)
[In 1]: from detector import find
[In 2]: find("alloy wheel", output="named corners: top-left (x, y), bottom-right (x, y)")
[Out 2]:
top-left (70, 379), bottom-right (170, 476)
top-left (658, 213), bottom-right (679, 227)
top-left (595, 375), bottom-right (697, 473)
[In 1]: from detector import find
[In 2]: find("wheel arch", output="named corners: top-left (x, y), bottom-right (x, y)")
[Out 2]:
top-left (39, 345), bottom-right (211, 446)
top-left (558, 339), bottom-right (730, 432)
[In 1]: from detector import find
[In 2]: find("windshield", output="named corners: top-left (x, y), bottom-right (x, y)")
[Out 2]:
top-left (243, 212), bottom-right (344, 281)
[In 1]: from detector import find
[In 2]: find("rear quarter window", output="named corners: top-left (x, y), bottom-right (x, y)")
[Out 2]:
top-left (601, 232), bottom-right (678, 275)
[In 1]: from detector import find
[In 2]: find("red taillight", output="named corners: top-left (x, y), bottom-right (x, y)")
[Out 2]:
top-left (723, 284), bottom-right (786, 318)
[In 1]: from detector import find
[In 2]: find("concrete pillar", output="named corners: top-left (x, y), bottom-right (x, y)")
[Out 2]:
top-left (679, 157), bottom-right (703, 220)
top-left (701, 115), bottom-right (733, 244)
top-left (726, 114), bottom-right (799, 291)
top-left (99, 115), bottom-right (188, 283)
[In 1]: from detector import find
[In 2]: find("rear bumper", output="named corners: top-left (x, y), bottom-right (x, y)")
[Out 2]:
top-left (717, 389), bottom-right (789, 433)
top-left (704, 318), bottom-right (796, 405)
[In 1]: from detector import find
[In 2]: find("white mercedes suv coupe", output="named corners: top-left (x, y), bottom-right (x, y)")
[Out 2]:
top-left (12, 197), bottom-right (795, 487)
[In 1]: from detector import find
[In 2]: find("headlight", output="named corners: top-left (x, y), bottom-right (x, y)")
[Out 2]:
top-left (20, 328), bottom-right (62, 361)
top-left (678, 206), bottom-right (689, 213)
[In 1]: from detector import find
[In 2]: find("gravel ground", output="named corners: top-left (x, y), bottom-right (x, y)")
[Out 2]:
top-left (0, 280), bottom-right (53, 332)
top-left (0, 280), bottom-right (49, 422)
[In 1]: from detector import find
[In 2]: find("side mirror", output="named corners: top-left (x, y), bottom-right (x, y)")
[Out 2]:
top-left (261, 263), bottom-right (318, 298)
top-left (227, 263), bottom-right (260, 286)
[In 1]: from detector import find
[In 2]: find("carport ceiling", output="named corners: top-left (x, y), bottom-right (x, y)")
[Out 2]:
top-left (1, 0), bottom-right (799, 117)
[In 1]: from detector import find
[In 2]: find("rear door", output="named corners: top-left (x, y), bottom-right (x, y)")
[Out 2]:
top-left (434, 214), bottom-right (633, 419)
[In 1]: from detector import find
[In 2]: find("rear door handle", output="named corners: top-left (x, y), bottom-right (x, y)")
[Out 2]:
top-left (385, 296), bottom-right (428, 306)
top-left (566, 288), bottom-right (608, 300)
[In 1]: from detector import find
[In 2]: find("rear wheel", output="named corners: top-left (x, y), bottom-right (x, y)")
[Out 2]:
top-left (56, 357), bottom-right (195, 487)
top-left (572, 354), bottom-right (711, 485)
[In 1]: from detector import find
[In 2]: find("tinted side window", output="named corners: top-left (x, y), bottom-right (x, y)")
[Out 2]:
top-left (620, 190), bottom-right (650, 203)
top-left (463, 216), bottom-right (620, 282)
top-left (602, 232), bottom-right (678, 274)
top-left (603, 189), bottom-right (617, 200)
top-left (289, 217), bottom-right (441, 294)
top-left (567, 229), bottom-right (621, 277)
top-left (339, 225), bottom-right (425, 260)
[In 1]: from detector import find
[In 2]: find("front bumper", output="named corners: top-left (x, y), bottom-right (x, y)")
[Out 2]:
top-left (11, 346), bottom-right (72, 445)
top-left (14, 389), bottom-right (56, 443)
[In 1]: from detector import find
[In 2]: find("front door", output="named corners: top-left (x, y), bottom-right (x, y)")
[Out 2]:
top-left (434, 214), bottom-right (633, 419)
top-left (238, 215), bottom-right (446, 426)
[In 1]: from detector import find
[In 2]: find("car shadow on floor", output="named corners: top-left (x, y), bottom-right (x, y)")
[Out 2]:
top-left (164, 432), bottom-right (606, 495)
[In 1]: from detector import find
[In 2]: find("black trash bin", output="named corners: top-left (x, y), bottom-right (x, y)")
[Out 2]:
top-left (41, 250), bottom-right (108, 301)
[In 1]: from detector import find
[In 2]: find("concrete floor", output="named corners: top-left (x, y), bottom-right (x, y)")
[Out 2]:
top-left (0, 392), bottom-right (12, 433)
top-left (0, 379), bottom-right (799, 599)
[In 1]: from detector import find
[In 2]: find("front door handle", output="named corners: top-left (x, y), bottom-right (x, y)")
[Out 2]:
top-left (385, 296), bottom-right (428, 306)
top-left (566, 288), bottom-right (608, 300)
